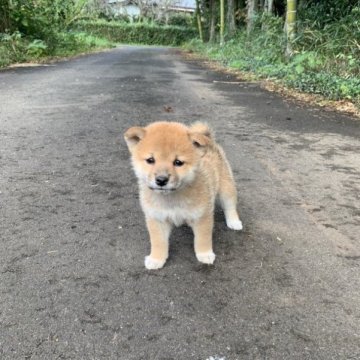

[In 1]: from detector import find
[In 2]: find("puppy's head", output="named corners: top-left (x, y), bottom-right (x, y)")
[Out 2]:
top-left (124, 121), bottom-right (212, 194)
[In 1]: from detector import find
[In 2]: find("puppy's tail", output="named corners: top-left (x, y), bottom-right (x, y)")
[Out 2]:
top-left (190, 122), bottom-right (215, 140)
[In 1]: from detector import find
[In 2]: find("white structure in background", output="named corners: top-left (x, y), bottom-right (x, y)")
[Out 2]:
top-left (108, 0), bottom-right (195, 21)
top-left (168, 0), bottom-right (195, 13)
top-left (108, 0), bottom-right (141, 18)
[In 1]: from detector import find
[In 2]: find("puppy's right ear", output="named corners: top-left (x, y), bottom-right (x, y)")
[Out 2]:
top-left (124, 127), bottom-right (146, 149)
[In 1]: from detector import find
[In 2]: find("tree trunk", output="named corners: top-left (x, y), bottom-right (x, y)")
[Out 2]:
top-left (0, 0), bottom-right (11, 32)
top-left (209, 0), bottom-right (216, 43)
top-left (195, 0), bottom-right (203, 41)
top-left (220, 0), bottom-right (225, 45)
top-left (262, 0), bottom-right (273, 31)
top-left (246, 0), bottom-right (257, 34)
top-left (227, 0), bottom-right (236, 37)
top-left (285, 0), bottom-right (296, 57)
top-left (267, 0), bottom-right (274, 13)
top-left (264, 0), bottom-right (274, 13)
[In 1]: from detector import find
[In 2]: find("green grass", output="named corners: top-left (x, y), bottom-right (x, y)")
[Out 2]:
top-left (0, 19), bottom-right (196, 68)
top-left (76, 20), bottom-right (197, 46)
top-left (184, 11), bottom-right (360, 105)
top-left (0, 31), bottom-right (115, 68)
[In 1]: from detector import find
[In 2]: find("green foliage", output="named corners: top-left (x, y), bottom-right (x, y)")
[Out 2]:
top-left (285, 51), bottom-right (360, 100)
top-left (298, 0), bottom-right (360, 29)
top-left (9, 0), bottom-right (94, 35)
top-left (51, 31), bottom-right (114, 56)
top-left (26, 39), bottom-right (48, 57)
top-left (0, 0), bottom-right (11, 33)
top-left (295, 6), bottom-right (360, 77)
top-left (288, 51), bottom-right (323, 75)
top-left (0, 29), bottom-right (114, 67)
top-left (8, 0), bottom-right (72, 49)
top-left (183, 38), bottom-right (206, 52)
top-left (286, 72), bottom-right (360, 100)
top-left (0, 31), bottom-right (27, 65)
top-left (77, 20), bottom-right (197, 46)
top-left (193, 15), bottom-right (286, 74)
top-left (186, 11), bottom-right (360, 103)
top-left (167, 14), bottom-right (194, 28)
top-left (0, 1), bottom-right (115, 67)
top-left (0, 0), bottom-right (195, 66)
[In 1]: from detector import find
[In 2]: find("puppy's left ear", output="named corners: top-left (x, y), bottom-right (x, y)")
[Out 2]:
top-left (189, 132), bottom-right (211, 156)
top-left (124, 126), bottom-right (146, 149)
top-left (189, 122), bottom-right (214, 139)
top-left (190, 133), bottom-right (210, 148)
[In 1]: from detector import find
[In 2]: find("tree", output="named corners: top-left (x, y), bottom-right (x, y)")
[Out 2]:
top-left (195, 0), bottom-right (203, 41)
top-left (220, 0), bottom-right (224, 44)
top-left (0, 0), bottom-right (11, 32)
top-left (83, 0), bottom-right (112, 19)
top-left (131, 0), bottom-right (155, 22)
top-left (156, 0), bottom-right (181, 24)
top-left (246, 0), bottom-right (258, 34)
top-left (209, 0), bottom-right (216, 42)
top-left (227, 0), bottom-right (236, 37)
top-left (285, 0), bottom-right (296, 56)
top-left (264, 0), bottom-right (274, 13)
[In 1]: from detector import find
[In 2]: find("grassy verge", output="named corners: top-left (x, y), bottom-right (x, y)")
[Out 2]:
top-left (76, 20), bottom-right (197, 47)
top-left (184, 12), bottom-right (360, 112)
top-left (0, 20), bottom-right (196, 68)
top-left (0, 31), bottom-right (115, 68)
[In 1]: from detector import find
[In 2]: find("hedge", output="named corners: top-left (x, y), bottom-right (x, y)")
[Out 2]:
top-left (76, 20), bottom-right (197, 46)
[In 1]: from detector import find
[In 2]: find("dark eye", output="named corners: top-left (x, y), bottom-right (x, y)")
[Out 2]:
top-left (146, 157), bottom-right (155, 164)
top-left (173, 159), bottom-right (184, 167)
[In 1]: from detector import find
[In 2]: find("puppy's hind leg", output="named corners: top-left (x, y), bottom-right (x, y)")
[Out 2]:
top-left (219, 166), bottom-right (243, 231)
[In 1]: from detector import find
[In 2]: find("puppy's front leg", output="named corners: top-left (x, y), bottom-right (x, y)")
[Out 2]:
top-left (145, 217), bottom-right (172, 270)
top-left (192, 213), bottom-right (215, 265)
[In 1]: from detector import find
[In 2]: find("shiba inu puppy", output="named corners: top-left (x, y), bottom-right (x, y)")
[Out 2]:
top-left (124, 121), bottom-right (242, 270)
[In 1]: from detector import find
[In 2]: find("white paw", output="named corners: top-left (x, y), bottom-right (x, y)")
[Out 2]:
top-left (226, 218), bottom-right (243, 231)
top-left (144, 256), bottom-right (166, 270)
top-left (196, 251), bottom-right (216, 265)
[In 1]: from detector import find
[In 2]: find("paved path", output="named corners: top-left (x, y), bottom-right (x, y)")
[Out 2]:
top-left (1, 46), bottom-right (360, 359)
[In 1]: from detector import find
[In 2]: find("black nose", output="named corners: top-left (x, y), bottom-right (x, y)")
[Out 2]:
top-left (155, 176), bottom-right (169, 187)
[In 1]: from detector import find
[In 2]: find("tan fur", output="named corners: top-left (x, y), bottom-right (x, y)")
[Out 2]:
top-left (124, 121), bottom-right (242, 269)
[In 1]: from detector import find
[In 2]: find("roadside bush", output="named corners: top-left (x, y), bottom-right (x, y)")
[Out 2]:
top-left (298, 0), bottom-right (359, 29)
top-left (286, 71), bottom-right (360, 100)
top-left (76, 20), bottom-right (197, 46)
top-left (26, 39), bottom-right (48, 58)
top-left (185, 11), bottom-right (360, 104)
top-left (9, 0), bottom-right (61, 51)
top-left (167, 14), bottom-right (194, 28)
top-left (52, 31), bottom-right (114, 56)
top-left (0, 29), bottom-right (114, 67)
top-left (0, 31), bottom-right (28, 66)
top-left (194, 15), bottom-right (286, 75)
top-left (296, 7), bottom-right (360, 77)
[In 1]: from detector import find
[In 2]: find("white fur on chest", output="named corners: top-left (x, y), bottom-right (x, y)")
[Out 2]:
top-left (146, 205), bottom-right (204, 226)
top-left (141, 192), bottom-right (206, 226)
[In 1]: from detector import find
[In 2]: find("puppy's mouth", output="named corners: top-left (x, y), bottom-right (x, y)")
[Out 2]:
top-left (148, 186), bottom-right (177, 193)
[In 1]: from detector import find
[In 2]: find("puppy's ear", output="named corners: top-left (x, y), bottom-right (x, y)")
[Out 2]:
top-left (189, 122), bottom-right (214, 139)
top-left (189, 122), bottom-right (213, 151)
top-left (124, 126), bottom-right (146, 149)
top-left (189, 132), bottom-right (212, 157)
top-left (190, 133), bottom-right (211, 148)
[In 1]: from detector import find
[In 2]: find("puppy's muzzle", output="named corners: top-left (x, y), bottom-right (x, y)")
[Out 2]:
top-left (155, 176), bottom-right (169, 187)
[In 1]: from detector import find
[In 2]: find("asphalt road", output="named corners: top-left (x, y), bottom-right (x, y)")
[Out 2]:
top-left (1, 46), bottom-right (360, 360)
